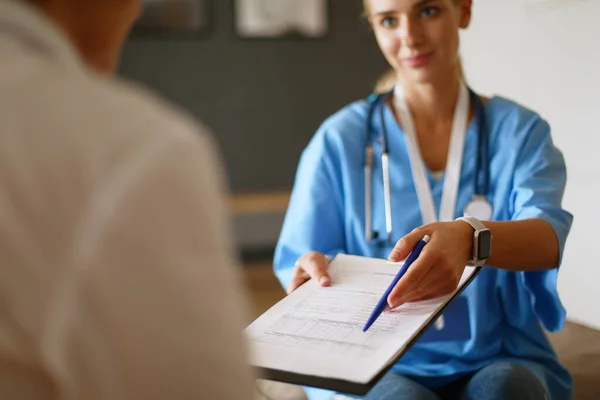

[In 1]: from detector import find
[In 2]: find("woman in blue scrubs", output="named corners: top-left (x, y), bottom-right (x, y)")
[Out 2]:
top-left (273, 0), bottom-right (573, 399)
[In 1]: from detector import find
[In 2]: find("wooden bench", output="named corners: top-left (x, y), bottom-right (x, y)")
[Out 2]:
top-left (230, 191), bottom-right (291, 262)
top-left (230, 191), bottom-right (291, 215)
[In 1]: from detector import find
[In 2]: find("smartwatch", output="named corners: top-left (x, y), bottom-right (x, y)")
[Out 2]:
top-left (456, 216), bottom-right (492, 266)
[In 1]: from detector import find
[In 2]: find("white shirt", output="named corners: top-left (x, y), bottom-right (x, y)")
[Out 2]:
top-left (0, 1), bottom-right (255, 399)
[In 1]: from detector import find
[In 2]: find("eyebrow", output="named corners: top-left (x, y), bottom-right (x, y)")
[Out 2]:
top-left (413, 0), bottom-right (437, 8)
top-left (373, 0), bottom-right (438, 17)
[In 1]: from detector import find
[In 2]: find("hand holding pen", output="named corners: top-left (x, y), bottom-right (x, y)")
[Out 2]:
top-left (364, 221), bottom-right (474, 331)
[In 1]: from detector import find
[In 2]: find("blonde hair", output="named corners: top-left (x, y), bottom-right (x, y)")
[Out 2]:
top-left (373, 69), bottom-right (398, 94)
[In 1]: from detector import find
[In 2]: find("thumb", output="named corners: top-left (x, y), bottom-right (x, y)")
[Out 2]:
top-left (388, 229), bottom-right (425, 262)
top-left (302, 253), bottom-right (331, 287)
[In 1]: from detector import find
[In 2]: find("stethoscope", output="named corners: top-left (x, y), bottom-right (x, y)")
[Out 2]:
top-left (364, 87), bottom-right (491, 247)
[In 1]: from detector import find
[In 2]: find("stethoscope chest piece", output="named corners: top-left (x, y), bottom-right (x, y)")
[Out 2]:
top-left (463, 195), bottom-right (493, 221)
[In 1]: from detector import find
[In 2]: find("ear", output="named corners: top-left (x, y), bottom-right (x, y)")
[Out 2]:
top-left (459, 0), bottom-right (473, 29)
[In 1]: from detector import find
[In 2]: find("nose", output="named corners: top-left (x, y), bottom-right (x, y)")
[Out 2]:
top-left (397, 15), bottom-right (424, 47)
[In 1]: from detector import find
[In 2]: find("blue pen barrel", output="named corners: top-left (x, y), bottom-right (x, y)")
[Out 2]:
top-left (362, 235), bottom-right (430, 332)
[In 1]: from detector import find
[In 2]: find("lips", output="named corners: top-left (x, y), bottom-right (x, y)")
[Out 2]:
top-left (400, 51), bottom-right (433, 68)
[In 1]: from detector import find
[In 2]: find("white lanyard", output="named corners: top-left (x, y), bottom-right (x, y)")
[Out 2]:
top-left (393, 83), bottom-right (470, 224)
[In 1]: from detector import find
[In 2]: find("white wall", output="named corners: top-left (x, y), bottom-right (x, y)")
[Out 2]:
top-left (460, 0), bottom-right (600, 329)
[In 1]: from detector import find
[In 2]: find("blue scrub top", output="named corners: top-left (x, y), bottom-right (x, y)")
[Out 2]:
top-left (273, 94), bottom-right (574, 400)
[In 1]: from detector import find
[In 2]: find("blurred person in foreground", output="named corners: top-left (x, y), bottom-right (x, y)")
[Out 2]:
top-left (0, 0), bottom-right (255, 399)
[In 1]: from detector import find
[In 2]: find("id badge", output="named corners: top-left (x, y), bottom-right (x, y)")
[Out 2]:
top-left (419, 296), bottom-right (471, 342)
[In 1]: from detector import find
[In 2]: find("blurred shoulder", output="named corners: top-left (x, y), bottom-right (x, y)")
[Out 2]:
top-left (2, 54), bottom-right (223, 179)
top-left (85, 73), bottom-right (216, 152)
top-left (19, 65), bottom-right (226, 202)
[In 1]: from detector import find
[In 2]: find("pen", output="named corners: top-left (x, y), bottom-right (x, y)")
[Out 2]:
top-left (362, 235), bottom-right (430, 332)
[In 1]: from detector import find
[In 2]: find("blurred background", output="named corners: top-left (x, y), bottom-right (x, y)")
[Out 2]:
top-left (118, 1), bottom-right (600, 398)
top-left (121, 0), bottom-right (388, 260)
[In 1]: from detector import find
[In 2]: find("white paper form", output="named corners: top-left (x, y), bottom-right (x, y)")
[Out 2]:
top-left (245, 254), bottom-right (478, 384)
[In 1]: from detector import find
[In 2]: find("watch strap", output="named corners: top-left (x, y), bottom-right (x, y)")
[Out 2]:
top-left (456, 216), bottom-right (490, 266)
top-left (457, 216), bottom-right (488, 232)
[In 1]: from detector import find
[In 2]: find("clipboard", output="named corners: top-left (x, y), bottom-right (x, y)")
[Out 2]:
top-left (245, 255), bottom-right (482, 396)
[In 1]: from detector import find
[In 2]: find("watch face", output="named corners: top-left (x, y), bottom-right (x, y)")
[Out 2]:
top-left (477, 230), bottom-right (492, 260)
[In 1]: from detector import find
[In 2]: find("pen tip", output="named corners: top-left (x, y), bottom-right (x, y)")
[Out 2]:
top-left (423, 235), bottom-right (431, 243)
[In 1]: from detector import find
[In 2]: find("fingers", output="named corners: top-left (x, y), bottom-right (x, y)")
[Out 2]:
top-left (388, 228), bottom-right (427, 262)
top-left (287, 252), bottom-right (331, 294)
top-left (302, 254), bottom-right (331, 287)
top-left (286, 268), bottom-right (310, 294)
top-left (388, 258), bottom-right (463, 308)
top-left (387, 248), bottom-right (436, 308)
top-left (393, 272), bottom-right (456, 306)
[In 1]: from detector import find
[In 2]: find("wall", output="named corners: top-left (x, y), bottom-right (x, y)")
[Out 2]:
top-left (460, 0), bottom-right (600, 329)
top-left (119, 0), bottom-right (389, 194)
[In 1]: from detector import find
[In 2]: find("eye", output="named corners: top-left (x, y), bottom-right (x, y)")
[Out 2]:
top-left (420, 6), bottom-right (440, 18)
top-left (380, 16), bottom-right (399, 28)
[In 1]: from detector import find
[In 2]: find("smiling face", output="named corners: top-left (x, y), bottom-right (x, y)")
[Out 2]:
top-left (364, 0), bottom-right (471, 86)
